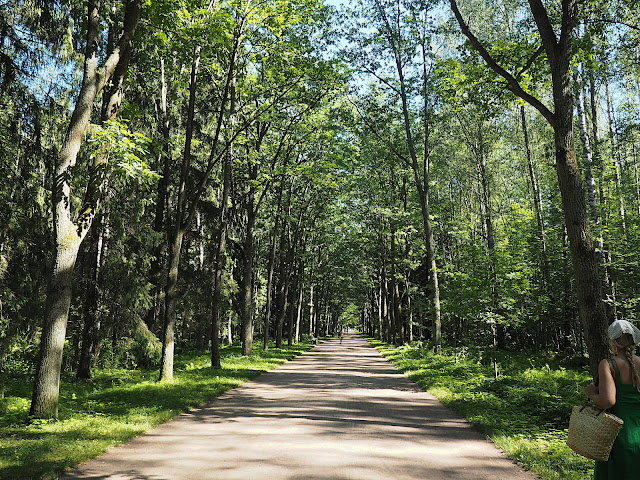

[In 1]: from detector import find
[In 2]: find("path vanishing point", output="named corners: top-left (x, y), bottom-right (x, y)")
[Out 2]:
top-left (62, 333), bottom-right (539, 480)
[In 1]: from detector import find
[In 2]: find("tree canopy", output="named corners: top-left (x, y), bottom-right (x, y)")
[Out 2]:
top-left (1, 0), bottom-right (640, 417)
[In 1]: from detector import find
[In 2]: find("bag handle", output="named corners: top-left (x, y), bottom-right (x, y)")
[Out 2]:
top-left (580, 399), bottom-right (606, 416)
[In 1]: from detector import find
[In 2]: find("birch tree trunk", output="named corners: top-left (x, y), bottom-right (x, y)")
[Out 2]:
top-left (575, 71), bottom-right (603, 252)
top-left (606, 81), bottom-right (626, 232)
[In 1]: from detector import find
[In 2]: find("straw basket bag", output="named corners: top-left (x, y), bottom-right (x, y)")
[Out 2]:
top-left (567, 402), bottom-right (624, 461)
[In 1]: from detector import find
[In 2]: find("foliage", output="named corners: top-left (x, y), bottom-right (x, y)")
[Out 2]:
top-left (2, 0), bottom-right (640, 473)
top-left (86, 120), bottom-right (158, 185)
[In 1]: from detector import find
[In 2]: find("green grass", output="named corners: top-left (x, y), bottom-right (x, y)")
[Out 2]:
top-left (0, 341), bottom-right (315, 480)
top-left (367, 339), bottom-right (594, 480)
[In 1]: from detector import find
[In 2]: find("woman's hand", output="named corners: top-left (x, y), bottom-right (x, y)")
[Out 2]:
top-left (584, 382), bottom-right (598, 399)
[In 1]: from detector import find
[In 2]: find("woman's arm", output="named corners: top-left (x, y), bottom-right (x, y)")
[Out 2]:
top-left (584, 358), bottom-right (617, 409)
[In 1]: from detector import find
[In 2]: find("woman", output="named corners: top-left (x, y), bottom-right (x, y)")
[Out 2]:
top-left (584, 319), bottom-right (640, 479)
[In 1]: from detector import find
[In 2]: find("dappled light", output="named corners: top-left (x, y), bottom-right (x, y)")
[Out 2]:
top-left (63, 335), bottom-right (535, 480)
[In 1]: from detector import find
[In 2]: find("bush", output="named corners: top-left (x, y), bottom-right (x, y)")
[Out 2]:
top-left (131, 319), bottom-right (162, 367)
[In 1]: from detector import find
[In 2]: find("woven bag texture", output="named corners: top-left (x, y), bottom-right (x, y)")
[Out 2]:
top-left (567, 405), bottom-right (624, 461)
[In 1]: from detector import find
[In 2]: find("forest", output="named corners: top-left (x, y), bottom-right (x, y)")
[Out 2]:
top-left (1, 0), bottom-right (639, 476)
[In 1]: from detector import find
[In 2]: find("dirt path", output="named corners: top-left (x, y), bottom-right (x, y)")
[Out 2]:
top-left (62, 333), bottom-right (539, 480)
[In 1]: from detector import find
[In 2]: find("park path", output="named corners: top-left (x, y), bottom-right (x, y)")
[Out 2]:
top-left (62, 333), bottom-right (539, 480)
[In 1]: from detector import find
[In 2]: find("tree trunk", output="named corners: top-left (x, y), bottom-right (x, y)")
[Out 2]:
top-left (634, 145), bottom-right (640, 216)
top-left (309, 283), bottom-right (315, 337)
top-left (145, 56), bottom-right (171, 332)
top-left (390, 228), bottom-right (398, 344)
top-left (275, 185), bottom-right (292, 348)
top-left (240, 205), bottom-right (256, 356)
top-left (30, 0), bottom-right (141, 418)
top-left (296, 268), bottom-right (303, 343)
top-left (521, 106), bottom-right (553, 345)
top-left (77, 213), bottom-right (105, 379)
top-left (420, 34), bottom-right (442, 353)
top-left (377, 272), bottom-right (384, 341)
top-left (158, 41), bottom-right (201, 382)
top-left (30, 235), bottom-right (81, 418)
top-left (159, 228), bottom-right (184, 382)
top-left (275, 270), bottom-right (289, 348)
top-left (605, 81), bottom-right (626, 232)
top-left (477, 128), bottom-right (502, 348)
top-left (370, 287), bottom-right (378, 338)
top-left (210, 156), bottom-right (231, 368)
top-left (264, 184), bottom-right (284, 350)
top-left (210, 81), bottom-right (235, 368)
top-left (287, 272), bottom-right (297, 346)
top-left (382, 270), bottom-right (390, 343)
top-left (371, 0), bottom-right (442, 350)
top-left (554, 91), bottom-right (609, 375)
top-left (405, 276), bottom-right (413, 342)
top-left (450, 0), bottom-right (610, 377)
top-left (575, 71), bottom-right (603, 251)
top-left (520, 106), bottom-right (550, 287)
top-left (77, 4), bottom-right (126, 379)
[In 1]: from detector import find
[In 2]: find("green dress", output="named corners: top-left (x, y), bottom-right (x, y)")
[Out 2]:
top-left (594, 361), bottom-right (640, 480)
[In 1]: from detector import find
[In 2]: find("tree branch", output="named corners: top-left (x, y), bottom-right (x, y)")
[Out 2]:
top-left (558, 0), bottom-right (577, 66)
top-left (516, 44), bottom-right (545, 78)
top-left (97, 0), bottom-right (142, 93)
top-left (346, 95), bottom-right (410, 167)
top-left (586, 18), bottom-right (640, 31)
top-left (527, 0), bottom-right (558, 63)
top-left (449, 0), bottom-right (556, 126)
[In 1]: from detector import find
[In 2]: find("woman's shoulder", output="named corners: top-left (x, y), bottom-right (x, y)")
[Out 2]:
top-left (598, 357), bottom-right (617, 378)
top-left (600, 357), bottom-right (616, 369)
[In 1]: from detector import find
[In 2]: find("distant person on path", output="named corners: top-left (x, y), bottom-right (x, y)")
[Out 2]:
top-left (584, 319), bottom-right (640, 480)
top-left (338, 329), bottom-right (343, 344)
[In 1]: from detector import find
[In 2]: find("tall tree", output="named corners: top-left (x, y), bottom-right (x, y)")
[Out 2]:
top-left (450, 0), bottom-right (610, 375)
top-left (30, 0), bottom-right (143, 419)
top-left (158, 0), bottom-right (248, 381)
top-left (344, 0), bottom-right (443, 350)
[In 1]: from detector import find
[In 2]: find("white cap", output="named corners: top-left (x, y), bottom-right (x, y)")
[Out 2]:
top-left (608, 320), bottom-right (640, 345)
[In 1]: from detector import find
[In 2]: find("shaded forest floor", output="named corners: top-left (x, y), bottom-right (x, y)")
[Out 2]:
top-left (0, 341), bottom-right (317, 480)
top-left (369, 338), bottom-right (594, 480)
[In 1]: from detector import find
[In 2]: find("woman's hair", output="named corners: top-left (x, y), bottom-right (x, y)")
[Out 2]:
top-left (611, 332), bottom-right (640, 392)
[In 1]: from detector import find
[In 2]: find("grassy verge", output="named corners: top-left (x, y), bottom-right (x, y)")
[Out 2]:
top-left (0, 341), bottom-right (315, 480)
top-left (367, 338), bottom-right (594, 480)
